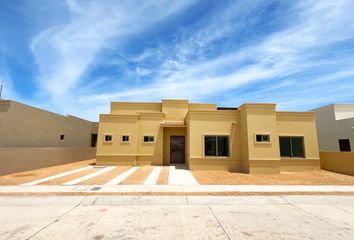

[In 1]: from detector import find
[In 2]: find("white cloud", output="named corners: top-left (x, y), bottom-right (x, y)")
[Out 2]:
top-left (30, 0), bottom-right (192, 98)
top-left (82, 0), bottom-right (354, 105)
top-left (24, 0), bottom-right (354, 120)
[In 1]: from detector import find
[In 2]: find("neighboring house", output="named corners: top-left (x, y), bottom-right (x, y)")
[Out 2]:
top-left (0, 100), bottom-right (98, 147)
top-left (312, 104), bottom-right (354, 152)
top-left (96, 99), bottom-right (320, 173)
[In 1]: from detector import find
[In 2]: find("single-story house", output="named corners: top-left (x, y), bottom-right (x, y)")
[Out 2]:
top-left (96, 100), bottom-right (320, 173)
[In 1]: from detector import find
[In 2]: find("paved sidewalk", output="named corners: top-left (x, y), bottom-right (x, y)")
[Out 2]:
top-left (1, 184), bottom-right (354, 195)
top-left (1, 195), bottom-right (354, 239)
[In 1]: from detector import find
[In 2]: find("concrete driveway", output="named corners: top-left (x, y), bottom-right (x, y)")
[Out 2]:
top-left (1, 195), bottom-right (354, 239)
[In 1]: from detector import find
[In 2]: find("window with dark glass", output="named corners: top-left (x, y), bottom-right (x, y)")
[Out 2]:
top-left (143, 136), bottom-right (154, 142)
top-left (279, 136), bottom-right (304, 158)
top-left (104, 135), bottom-right (112, 142)
top-left (204, 136), bottom-right (229, 157)
top-left (60, 134), bottom-right (65, 140)
top-left (256, 134), bottom-right (270, 142)
top-left (339, 139), bottom-right (351, 152)
top-left (122, 135), bottom-right (130, 142)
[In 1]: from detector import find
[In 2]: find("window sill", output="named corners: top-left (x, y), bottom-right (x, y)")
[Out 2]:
top-left (255, 142), bottom-right (271, 145)
top-left (204, 156), bottom-right (230, 158)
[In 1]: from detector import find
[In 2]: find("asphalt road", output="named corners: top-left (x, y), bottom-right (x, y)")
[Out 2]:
top-left (1, 195), bottom-right (354, 240)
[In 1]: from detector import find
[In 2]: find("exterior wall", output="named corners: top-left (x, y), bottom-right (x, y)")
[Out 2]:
top-left (136, 114), bottom-right (164, 165)
top-left (110, 102), bottom-right (161, 114)
top-left (187, 111), bottom-right (240, 170)
top-left (96, 115), bottom-right (139, 165)
top-left (277, 112), bottom-right (320, 171)
top-left (0, 147), bottom-right (96, 176)
top-left (240, 104), bottom-right (280, 174)
top-left (162, 99), bottom-right (188, 121)
top-left (96, 113), bottom-right (164, 166)
top-left (312, 104), bottom-right (354, 151)
top-left (96, 99), bottom-right (320, 173)
top-left (320, 151), bottom-right (354, 176)
top-left (0, 100), bottom-right (96, 147)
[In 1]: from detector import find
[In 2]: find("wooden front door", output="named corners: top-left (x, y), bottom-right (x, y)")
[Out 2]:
top-left (170, 136), bottom-right (185, 164)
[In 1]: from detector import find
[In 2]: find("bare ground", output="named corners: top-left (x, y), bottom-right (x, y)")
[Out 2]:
top-left (192, 170), bottom-right (354, 185)
top-left (0, 159), bottom-right (95, 185)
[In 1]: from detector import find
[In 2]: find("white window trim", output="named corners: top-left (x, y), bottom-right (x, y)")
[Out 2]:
top-left (103, 134), bottom-right (113, 143)
top-left (142, 135), bottom-right (155, 143)
top-left (121, 134), bottom-right (131, 143)
top-left (254, 132), bottom-right (271, 144)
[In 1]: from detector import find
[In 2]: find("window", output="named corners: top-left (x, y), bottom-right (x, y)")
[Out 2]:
top-left (60, 134), bottom-right (65, 140)
top-left (143, 136), bottom-right (155, 143)
top-left (339, 139), bottom-right (351, 152)
top-left (204, 136), bottom-right (229, 157)
top-left (256, 134), bottom-right (270, 143)
top-left (279, 136), bottom-right (305, 158)
top-left (121, 135), bottom-right (130, 143)
top-left (104, 135), bottom-right (112, 142)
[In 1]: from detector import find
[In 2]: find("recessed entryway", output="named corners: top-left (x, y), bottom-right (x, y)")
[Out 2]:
top-left (170, 136), bottom-right (185, 164)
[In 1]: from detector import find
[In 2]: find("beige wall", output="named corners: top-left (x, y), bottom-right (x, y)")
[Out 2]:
top-left (96, 113), bottom-right (164, 166)
top-left (187, 111), bottom-right (239, 170)
top-left (240, 104), bottom-right (280, 174)
top-left (0, 100), bottom-right (96, 147)
top-left (277, 112), bottom-right (321, 171)
top-left (320, 151), bottom-right (354, 176)
top-left (0, 147), bottom-right (96, 176)
top-left (137, 114), bottom-right (164, 165)
top-left (96, 99), bottom-right (320, 173)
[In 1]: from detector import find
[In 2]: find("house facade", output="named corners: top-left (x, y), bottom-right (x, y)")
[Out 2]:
top-left (96, 100), bottom-right (320, 173)
top-left (312, 104), bottom-right (354, 152)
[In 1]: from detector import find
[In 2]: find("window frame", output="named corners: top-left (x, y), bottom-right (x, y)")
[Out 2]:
top-left (203, 135), bottom-right (230, 157)
top-left (279, 136), bottom-right (305, 158)
top-left (143, 135), bottom-right (155, 143)
top-left (255, 133), bottom-right (271, 144)
top-left (103, 134), bottom-right (113, 143)
top-left (121, 134), bottom-right (130, 143)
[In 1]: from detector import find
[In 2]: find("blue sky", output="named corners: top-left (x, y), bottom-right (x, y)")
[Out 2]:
top-left (1, 0), bottom-right (354, 121)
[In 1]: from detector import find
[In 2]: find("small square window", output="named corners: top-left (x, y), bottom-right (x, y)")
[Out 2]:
top-left (60, 134), bottom-right (65, 140)
top-left (104, 135), bottom-right (112, 142)
top-left (256, 134), bottom-right (270, 142)
top-left (143, 136), bottom-right (154, 143)
top-left (121, 135), bottom-right (130, 142)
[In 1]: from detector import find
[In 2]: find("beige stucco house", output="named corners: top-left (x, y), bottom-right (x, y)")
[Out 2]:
top-left (96, 100), bottom-right (320, 173)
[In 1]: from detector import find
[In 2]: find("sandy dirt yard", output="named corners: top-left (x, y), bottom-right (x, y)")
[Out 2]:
top-left (0, 159), bottom-right (95, 185)
top-left (192, 170), bottom-right (354, 185)
top-left (1, 159), bottom-right (354, 186)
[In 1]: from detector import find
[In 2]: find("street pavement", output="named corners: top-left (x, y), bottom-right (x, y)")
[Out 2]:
top-left (1, 195), bottom-right (354, 239)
